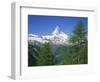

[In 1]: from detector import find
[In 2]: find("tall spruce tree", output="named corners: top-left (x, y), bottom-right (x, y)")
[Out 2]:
top-left (28, 42), bottom-right (40, 66)
top-left (70, 19), bottom-right (87, 64)
top-left (36, 43), bottom-right (54, 65)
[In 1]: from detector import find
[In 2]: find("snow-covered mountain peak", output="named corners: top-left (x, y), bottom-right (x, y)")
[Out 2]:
top-left (28, 26), bottom-right (69, 45)
top-left (51, 26), bottom-right (61, 35)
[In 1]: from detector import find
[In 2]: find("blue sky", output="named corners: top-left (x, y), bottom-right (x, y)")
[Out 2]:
top-left (28, 15), bottom-right (88, 36)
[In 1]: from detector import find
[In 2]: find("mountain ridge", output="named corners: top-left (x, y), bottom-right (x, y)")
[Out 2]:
top-left (28, 26), bottom-right (69, 45)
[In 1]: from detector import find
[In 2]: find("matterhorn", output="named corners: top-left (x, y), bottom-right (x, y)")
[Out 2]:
top-left (28, 26), bottom-right (69, 45)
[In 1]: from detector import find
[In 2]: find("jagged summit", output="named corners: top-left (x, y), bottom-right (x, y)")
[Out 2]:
top-left (51, 26), bottom-right (61, 35)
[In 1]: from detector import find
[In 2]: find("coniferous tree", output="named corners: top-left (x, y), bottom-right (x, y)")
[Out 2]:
top-left (36, 43), bottom-right (54, 65)
top-left (69, 19), bottom-right (87, 64)
top-left (28, 42), bottom-right (40, 66)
